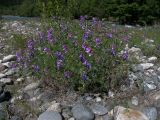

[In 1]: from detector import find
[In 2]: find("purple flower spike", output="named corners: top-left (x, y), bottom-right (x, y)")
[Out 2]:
top-left (27, 40), bottom-right (34, 50)
top-left (64, 71), bottom-right (71, 78)
top-left (80, 16), bottom-right (85, 22)
top-left (86, 62), bottom-right (91, 70)
top-left (62, 44), bottom-right (68, 53)
top-left (95, 38), bottom-right (101, 46)
top-left (107, 33), bottom-right (113, 39)
top-left (122, 51), bottom-right (128, 60)
top-left (82, 43), bottom-right (92, 56)
top-left (43, 47), bottom-right (50, 54)
top-left (55, 51), bottom-right (64, 60)
top-left (83, 31), bottom-right (89, 41)
top-left (32, 65), bottom-right (40, 72)
top-left (16, 52), bottom-right (22, 62)
top-left (82, 43), bottom-right (87, 49)
top-left (56, 59), bottom-right (63, 70)
top-left (92, 17), bottom-right (97, 26)
top-left (68, 33), bottom-right (72, 39)
top-left (79, 53), bottom-right (86, 63)
top-left (47, 28), bottom-right (54, 42)
top-left (85, 47), bottom-right (92, 53)
top-left (82, 72), bottom-right (87, 81)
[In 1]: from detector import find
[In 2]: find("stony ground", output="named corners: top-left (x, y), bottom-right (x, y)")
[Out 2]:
top-left (0, 19), bottom-right (160, 120)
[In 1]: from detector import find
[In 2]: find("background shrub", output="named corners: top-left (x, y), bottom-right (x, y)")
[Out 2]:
top-left (1, 0), bottom-right (160, 25)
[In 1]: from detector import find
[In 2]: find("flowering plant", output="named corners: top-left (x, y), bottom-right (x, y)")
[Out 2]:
top-left (16, 17), bottom-right (129, 93)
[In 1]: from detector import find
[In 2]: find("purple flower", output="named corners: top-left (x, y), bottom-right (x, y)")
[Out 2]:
top-left (82, 72), bottom-right (87, 81)
top-left (27, 40), bottom-right (34, 50)
top-left (79, 54), bottom-right (91, 70)
top-left (82, 43), bottom-right (87, 49)
top-left (56, 59), bottom-right (63, 70)
top-left (80, 16), bottom-right (85, 23)
top-left (47, 28), bottom-right (54, 42)
top-left (92, 17), bottom-right (97, 26)
top-left (11, 63), bottom-right (17, 69)
top-left (95, 38), bottom-right (101, 46)
top-left (85, 62), bottom-right (91, 70)
top-left (85, 47), bottom-right (92, 55)
top-left (64, 71), bottom-right (71, 78)
top-left (79, 53), bottom-right (86, 63)
top-left (43, 47), bottom-right (50, 54)
top-left (62, 44), bottom-right (68, 53)
top-left (107, 33), bottom-right (113, 39)
top-left (55, 51), bottom-right (64, 60)
top-left (82, 43), bottom-right (92, 56)
top-left (83, 31), bottom-right (89, 41)
top-left (32, 65), bottom-right (40, 72)
top-left (16, 52), bottom-right (22, 62)
top-left (122, 51), bottom-right (128, 60)
top-left (68, 33), bottom-right (72, 39)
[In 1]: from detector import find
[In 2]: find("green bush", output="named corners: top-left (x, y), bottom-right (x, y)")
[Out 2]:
top-left (1, 0), bottom-right (160, 25)
top-left (16, 17), bottom-right (129, 93)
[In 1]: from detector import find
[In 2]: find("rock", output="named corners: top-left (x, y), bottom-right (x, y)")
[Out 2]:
top-left (129, 73), bottom-right (138, 81)
top-left (0, 78), bottom-right (12, 84)
top-left (109, 106), bottom-right (149, 120)
top-left (131, 96), bottom-right (139, 106)
top-left (134, 63), bottom-right (154, 72)
top-left (142, 107), bottom-right (157, 120)
top-left (128, 47), bottom-right (142, 55)
top-left (0, 63), bottom-right (6, 72)
top-left (2, 55), bottom-right (16, 63)
top-left (39, 90), bottom-right (55, 103)
top-left (4, 68), bottom-right (17, 76)
top-left (11, 22), bottom-right (20, 28)
top-left (95, 114), bottom-right (111, 120)
top-left (62, 107), bottom-right (72, 119)
top-left (72, 104), bottom-right (94, 120)
top-left (10, 116), bottom-right (22, 120)
top-left (148, 57), bottom-right (157, 62)
top-left (108, 90), bottom-right (114, 98)
top-left (145, 39), bottom-right (154, 43)
top-left (2, 62), bottom-right (12, 68)
top-left (144, 82), bottom-right (157, 92)
top-left (96, 97), bottom-right (102, 102)
top-left (125, 25), bottom-right (133, 28)
top-left (24, 82), bottom-right (39, 91)
top-left (15, 78), bottom-right (24, 84)
top-left (68, 117), bottom-right (75, 120)
top-left (46, 101), bottom-right (61, 112)
top-left (90, 103), bottom-right (108, 115)
top-left (0, 73), bottom-right (6, 79)
top-left (38, 111), bottom-right (62, 120)
top-left (0, 91), bottom-right (11, 102)
top-left (86, 96), bottom-right (93, 101)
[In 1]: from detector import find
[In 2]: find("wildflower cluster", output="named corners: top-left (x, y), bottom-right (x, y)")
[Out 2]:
top-left (16, 17), bottom-right (129, 92)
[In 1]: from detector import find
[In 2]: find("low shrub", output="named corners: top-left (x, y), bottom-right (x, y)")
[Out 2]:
top-left (16, 17), bottom-right (130, 93)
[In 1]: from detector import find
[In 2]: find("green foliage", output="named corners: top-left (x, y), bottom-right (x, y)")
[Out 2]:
top-left (18, 0), bottom-right (39, 17)
top-left (0, 0), bottom-right (160, 25)
top-left (16, 18), bottom-right (129, 93)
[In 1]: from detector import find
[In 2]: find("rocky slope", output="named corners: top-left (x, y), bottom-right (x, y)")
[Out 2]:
top-left (0, 19), bottom-right (160, 120)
